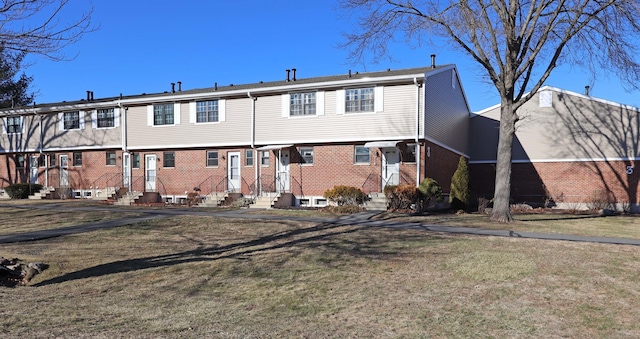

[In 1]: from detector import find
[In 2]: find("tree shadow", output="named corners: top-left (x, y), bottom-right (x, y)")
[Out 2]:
top-left (33, 216), bottom-right (431, 287)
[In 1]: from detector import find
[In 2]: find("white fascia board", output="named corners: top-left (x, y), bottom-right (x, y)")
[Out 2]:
top-left (118, 73), bottom-right (430, 105)
top-left (0, 101), bottom-right (119, 116)
top-left (470, 156), bottom-right (640, 164)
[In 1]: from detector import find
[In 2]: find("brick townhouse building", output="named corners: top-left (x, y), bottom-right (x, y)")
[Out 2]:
top-left (0, 64), bottom-right (470, 207)
top-left (470, 86), bottom-right (640, 213)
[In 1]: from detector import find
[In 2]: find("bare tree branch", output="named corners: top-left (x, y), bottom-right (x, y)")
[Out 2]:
top-left (0, 0), bottom-right (96, 61)
top-left (339, 0), bottom-right (640, 222)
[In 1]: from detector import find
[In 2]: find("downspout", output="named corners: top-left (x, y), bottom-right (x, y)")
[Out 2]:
top-left (414, 77), bottom-right (421, 187)
top-left (248, 92), bottom-right (258, 195)
top-left (119, 100), bottom-right (132, 191)
top-left (35, 110), bottom-right (47, 187)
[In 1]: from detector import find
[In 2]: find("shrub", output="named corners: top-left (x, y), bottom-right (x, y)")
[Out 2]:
top-left (4, 183), bottom-right (43, 199)
top-left (449, 156), bottom-right (470, 211)
top-left (418, 178), bottom-right (444, 210)
top-left (323, 205), bottom-right (365, 214)
top-left (323, 185), bottom-right (365, 206)
top-left (387, 184), bottom-right (419, 211)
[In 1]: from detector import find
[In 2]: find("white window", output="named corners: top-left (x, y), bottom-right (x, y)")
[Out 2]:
top-left (245, 150), bottom-right (254, 166)
top-left (97, 108), bottom-right (115, 128)
top-left (196, 100), bottom-right (219, 123)
top-left (3, 116), bottom-right (23, 134)
top-left (106, 151), bottom-right (117, 166)
top-left (299, 147), bottom-right (314, 164)
top-left (346, 88), bottom-right (374, 113)
top-left (290, 92), bottom-right (316, 116)
top-left (64, 112), bottom-right (81, 130)
top-left (261, 151), bottom-right (270, 166)
top-left (354, 146), bottom-right (370, 164)
top-left (154, 104), bottom-right (174, 125)
top-left (206, 151), bottom-right (218, 167)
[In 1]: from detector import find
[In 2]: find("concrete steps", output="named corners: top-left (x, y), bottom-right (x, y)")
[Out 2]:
top-left (197, 193), bottom-right (228, 207)
top-left (114, 191), bottom-right (143, 206)
top-left (249, 193), bottom-right (280, 209)
top-left (28, 187), bottom-right (56, 200)
top-left (364, 193), bottom-right (387, 211)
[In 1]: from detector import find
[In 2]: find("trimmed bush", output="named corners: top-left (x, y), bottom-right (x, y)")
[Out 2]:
top-left (323, 185), bottom-right (365, 206)
top-left (418, 178), bottom-right (444, 210)
top-left (386, 184), bottom-right (420, 211)
top-left (4, 183), bottom-right (43, 199)
top-left (450, 156), bottom-right (471, 211)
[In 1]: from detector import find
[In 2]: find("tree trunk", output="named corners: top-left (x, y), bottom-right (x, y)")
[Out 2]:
top-left (490, 102), bottom-right (517, 222)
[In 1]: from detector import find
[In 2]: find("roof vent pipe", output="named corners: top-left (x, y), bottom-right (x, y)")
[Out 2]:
top-left (214, 82), bottom-right (218, 90)
top-left (292, 68), bottom-right (297, 81)
top-left (86, 90), bottom-right (91, 101)
top-left (431, 54), bottom-right (436, 68)
top-left (171, 83), bottom-right (175, 93)
top-left (585, 85), bottom-right (590, 96)
top-left (90, 91), bottom-right (94, 101)
top-left (348, 69), bottom-right (352, 78)
top-left (177, 81), bottom-right (182, 92)
top-left (286, 69), bottom-right (291, 82)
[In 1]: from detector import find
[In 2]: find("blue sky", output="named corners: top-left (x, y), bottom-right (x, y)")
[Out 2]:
top-left (24, 0), bottom-right (640, 112)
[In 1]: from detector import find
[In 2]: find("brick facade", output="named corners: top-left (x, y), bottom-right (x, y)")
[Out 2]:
top-left (470, 160), bottom-right (640, 207)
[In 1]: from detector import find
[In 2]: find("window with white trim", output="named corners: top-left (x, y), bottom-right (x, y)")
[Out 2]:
top-left (299, 147), bottom-right (314, 164)
top-left (16, 154), bottom-right (25, 168)
top-left (261, 151), bottom-right (270, 166)
top-left (345, 88), bottom-right (374, 113)
top-left (154, 104), bottom-right (174, 125)
top-left (73, 152), bottom-right (82, 166)
top-left (196, 100), bottom-right (219, 123)
top-left (206, 151), bottom-right (218, 167)
top-left (106, 151), bottom-right (116, 166)
top-left (64, 112), bottom-right (81, 130)
top-left (290, 92), bottom-right (316, 116)
top-left (163, 152), bottom-right (175, 167)
top-left (245, 150), bottom-right (254, 166)
top-left (97, 108), bottom-right (115, 128)
top-left (5, 116), bottom-right (22, 134)
top-left (354, 146), bottom-right (370, 164)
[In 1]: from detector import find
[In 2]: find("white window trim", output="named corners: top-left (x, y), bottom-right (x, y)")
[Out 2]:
top-left (58, 111), bottom-right (85, 131)
top-left (2, 116), bottom-right (25, 134)
top-left (282, 91), bottom-right (324, 118)
top-left (189, 99), bottom-right (226, 124)
top-left (91, 108), bottom-right (120, 129)
top-left (147, 103), bottom-right (181, 126)
top-left (337, 87), bottom-right (383, 114)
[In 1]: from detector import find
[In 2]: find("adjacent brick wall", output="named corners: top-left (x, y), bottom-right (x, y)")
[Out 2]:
top-left (471, 160), bottom-right (640, 205)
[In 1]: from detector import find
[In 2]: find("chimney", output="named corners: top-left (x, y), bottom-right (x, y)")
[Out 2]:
top-left (585, 85), bottom-right (590, 96)
top-left (171, 83), bottom-right (175, 93)
top-left (286, 69), bottom-right (291, 82)
top-left (292, 68), bottom-right (297, 81)
top-left (431, 54), bottom-right (436, 68)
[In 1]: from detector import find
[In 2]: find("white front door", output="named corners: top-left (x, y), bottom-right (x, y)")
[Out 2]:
top-left (382, 148), bottom-right (400, 189)
top-left (59, 155), bottom-right (69, 187)
top-left (30, 156), bottom-right (39, 184)
top-left (276, 149), bottom-right (290, 192)
top-left (145, 154), bottom-right (156, 191)
top-left (227, 152), bottom-right (240, 192)
top-left (123, 153), bottom-right (131, 188)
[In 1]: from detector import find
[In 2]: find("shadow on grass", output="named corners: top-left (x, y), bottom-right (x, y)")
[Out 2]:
top-left (34, 215), bottom-right (439, 287)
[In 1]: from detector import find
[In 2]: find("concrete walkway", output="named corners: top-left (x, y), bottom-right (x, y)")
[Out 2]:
top-left (1, 203), bottom-right (640, 246)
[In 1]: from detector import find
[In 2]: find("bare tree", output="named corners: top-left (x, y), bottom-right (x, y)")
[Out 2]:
top-left (0, 0), bottom-right (94, 61)
top-left (339, 0), bottom-right (640, 222)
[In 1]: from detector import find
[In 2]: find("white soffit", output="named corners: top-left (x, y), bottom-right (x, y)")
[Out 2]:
top-left (256, 144), bottom-right (293, 151)
top-left (364, 141), bottom-right (400, 148)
